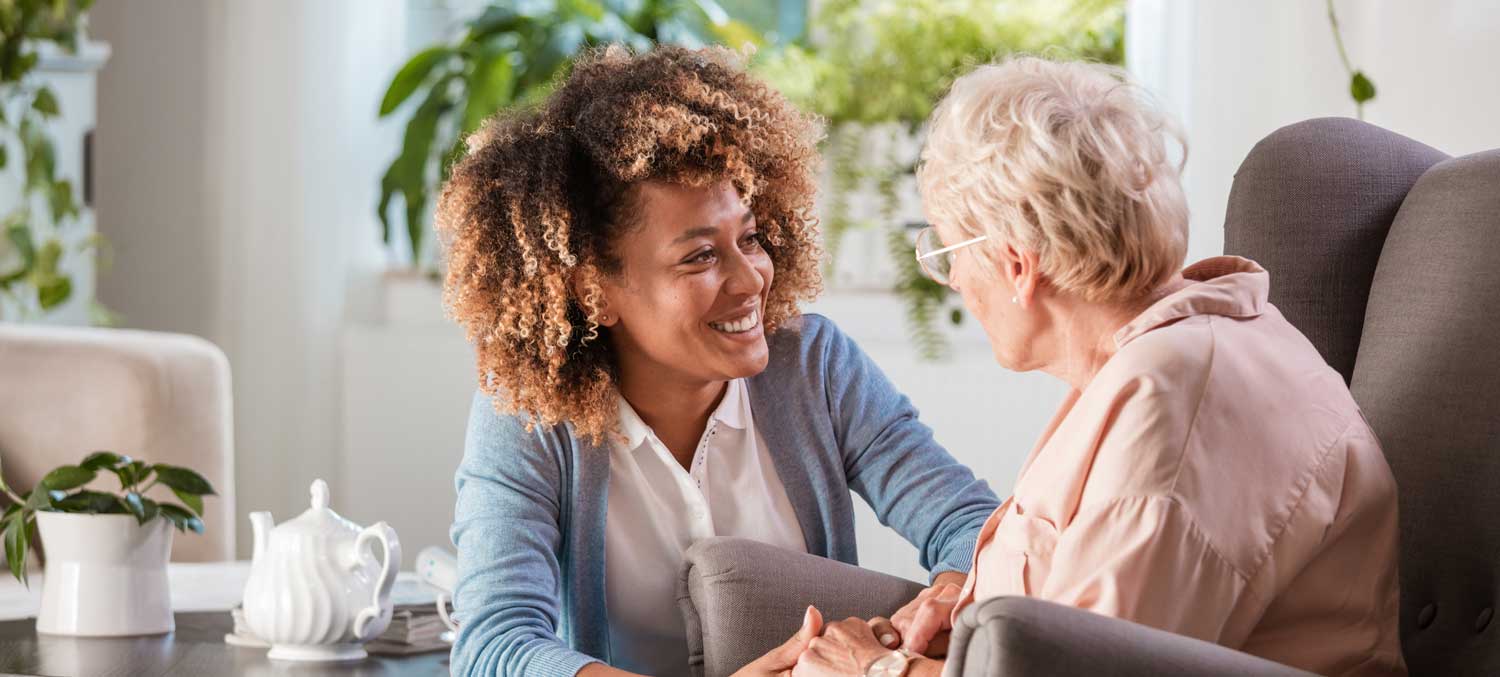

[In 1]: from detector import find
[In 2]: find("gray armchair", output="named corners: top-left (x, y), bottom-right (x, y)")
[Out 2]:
top-left (678, 118), bottom-right (1500, 676)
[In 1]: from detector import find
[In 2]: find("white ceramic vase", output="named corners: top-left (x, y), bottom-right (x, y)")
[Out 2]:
top-left (34, 512), bottom-right (174, 637)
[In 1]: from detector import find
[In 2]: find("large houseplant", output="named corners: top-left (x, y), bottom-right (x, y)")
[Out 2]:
top-left (1, 451), bottom-right (215, 636)
top-left (376, 0), bottom-right (763, 270)
top-left (0, 0), bottom-right (100, 322)
top-left (755, 0), bottom-right (1124, 358)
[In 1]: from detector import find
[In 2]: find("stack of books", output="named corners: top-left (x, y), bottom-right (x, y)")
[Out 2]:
top-left (365, 600), bottom-right (454, 656)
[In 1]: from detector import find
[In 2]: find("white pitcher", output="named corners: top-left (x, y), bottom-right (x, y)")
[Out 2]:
top-left (241, 479), bottom-right (401, 662)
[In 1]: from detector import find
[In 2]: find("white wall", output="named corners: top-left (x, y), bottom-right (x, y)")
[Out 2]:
top-left (1130, 0), bottom-right (1500, 261)
top-left (92, 0), bottom-right (404, 557)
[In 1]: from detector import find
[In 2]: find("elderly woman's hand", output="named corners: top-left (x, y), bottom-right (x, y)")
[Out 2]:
top-left (790, 616), bottom-right (893, 677)
top-left (888, 571), bottom-right (965, 656)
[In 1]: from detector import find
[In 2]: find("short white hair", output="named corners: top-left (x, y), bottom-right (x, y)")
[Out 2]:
top-left (917, 55), bottom-right (1189, 302)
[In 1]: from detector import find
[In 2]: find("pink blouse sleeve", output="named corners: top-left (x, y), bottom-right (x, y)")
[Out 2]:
top-left (1039, 495), bottom-right (1250, 644)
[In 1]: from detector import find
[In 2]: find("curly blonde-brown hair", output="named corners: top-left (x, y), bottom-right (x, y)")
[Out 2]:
top-left (436, 45), bottom-right (824, 443)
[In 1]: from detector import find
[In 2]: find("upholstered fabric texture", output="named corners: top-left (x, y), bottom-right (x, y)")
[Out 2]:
top-left (946, 597), bottom-right (1313, 677)
top-left (1223, 116), bottom-right (1448, 383)
top-left (1349, 149), bottom-right (1500, 676)
top-left (0, 326), bottom-right (235, 562)
top-left (678, 537), bottom-right (923, 677)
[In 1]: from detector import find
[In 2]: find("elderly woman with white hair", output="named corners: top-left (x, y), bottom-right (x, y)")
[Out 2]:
top-left (788, 57), bottom-right (1405, 677)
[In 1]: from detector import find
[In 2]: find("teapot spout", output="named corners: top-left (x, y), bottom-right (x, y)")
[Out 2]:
top-left (250, 511), bottom-right (275, 564)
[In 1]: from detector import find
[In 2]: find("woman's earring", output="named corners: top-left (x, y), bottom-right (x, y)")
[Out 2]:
top-left (1011, 296), bottom-right (1018, 304)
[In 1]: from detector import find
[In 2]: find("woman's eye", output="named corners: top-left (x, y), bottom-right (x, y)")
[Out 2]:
top-left (686, 249), bottom-right (715, 265)
top-left (740, 232), bottom-right (762, 250)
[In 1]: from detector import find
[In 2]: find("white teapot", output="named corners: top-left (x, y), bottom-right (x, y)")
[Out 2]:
top-left (242, 479), bottom-right (401, 662)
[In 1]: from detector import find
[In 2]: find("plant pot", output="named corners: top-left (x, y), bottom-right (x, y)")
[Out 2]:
top-left (34, 512), bottom-right (174, 637)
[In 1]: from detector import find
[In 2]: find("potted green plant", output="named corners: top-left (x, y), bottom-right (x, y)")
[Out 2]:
top-left (1, 451), bottom-right (216, 636)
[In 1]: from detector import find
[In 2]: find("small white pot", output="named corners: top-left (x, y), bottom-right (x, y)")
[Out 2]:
top-left (34, 512), bottom-right (175, 637)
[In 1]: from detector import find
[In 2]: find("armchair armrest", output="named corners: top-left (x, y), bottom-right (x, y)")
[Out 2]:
top-left (678, 537), bottom-right (925, 677)
top-left (946, 596), bottom-right (1314, 677)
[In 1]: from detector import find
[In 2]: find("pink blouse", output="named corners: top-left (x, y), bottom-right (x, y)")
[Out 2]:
top-left (953, 257), bottom-right (1405, 676)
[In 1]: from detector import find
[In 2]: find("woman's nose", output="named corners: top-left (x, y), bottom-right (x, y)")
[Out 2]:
top-left (723, 248), bottom-right (764, 295)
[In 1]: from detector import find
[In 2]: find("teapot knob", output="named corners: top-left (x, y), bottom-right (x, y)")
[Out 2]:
top-left (310, 479), bottom-right (330, 511)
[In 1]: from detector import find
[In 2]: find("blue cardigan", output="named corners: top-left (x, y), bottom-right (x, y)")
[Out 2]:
top-left (450, 314), bottom-right (1001, 676)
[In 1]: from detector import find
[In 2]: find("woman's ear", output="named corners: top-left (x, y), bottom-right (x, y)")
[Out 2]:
top-left (570, 268), bottom-right (618, 328)
top-left (1002, 243), bottom-right (1042, 309)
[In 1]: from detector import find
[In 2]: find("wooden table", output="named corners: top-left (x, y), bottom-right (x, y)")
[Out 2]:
top-left (0, 562), bottom-right (451, 676)
top-left (0, 612), bottom-right (449, 676)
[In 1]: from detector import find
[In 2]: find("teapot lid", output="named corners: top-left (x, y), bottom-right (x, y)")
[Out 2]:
top-left (278, 479), bottom-right (362, 539)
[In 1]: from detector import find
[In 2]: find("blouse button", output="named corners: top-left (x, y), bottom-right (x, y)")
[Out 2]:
top-left (1476, 607), bottom-right (1493, 633)
top-left (1417, 603), bottom-right (1437, 629)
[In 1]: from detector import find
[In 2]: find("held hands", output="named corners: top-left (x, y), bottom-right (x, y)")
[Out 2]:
top-left (732, 606), bottom-right (824, 677)
top-left (743, 574), bottom-right (965, 676)
top-left (889, 572), bottom-right (966, 657)
top-left (789, 614), bottom-right (898, 677)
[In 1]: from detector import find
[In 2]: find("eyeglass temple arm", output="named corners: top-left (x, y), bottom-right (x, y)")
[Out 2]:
top-left (916, 235), bottom-right (989, 260)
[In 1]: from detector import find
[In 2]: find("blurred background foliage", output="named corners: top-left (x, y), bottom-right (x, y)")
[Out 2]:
top-left (379, 0), bottom-right (1125, 357)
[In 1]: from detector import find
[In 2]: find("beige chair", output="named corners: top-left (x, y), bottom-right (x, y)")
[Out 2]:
top-left (0, 325), bottom-right (235, 562)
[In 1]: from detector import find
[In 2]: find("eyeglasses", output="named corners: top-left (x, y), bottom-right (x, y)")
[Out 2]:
top-left (914, 227), bottom-right (988, 286)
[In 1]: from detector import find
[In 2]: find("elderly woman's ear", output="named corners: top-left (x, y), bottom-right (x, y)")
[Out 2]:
top-left (999, 243), bottom-right (1041, 309)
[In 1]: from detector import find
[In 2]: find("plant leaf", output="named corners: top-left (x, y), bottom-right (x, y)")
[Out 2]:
top-left (379, 46), bottom-right (452, 116)
top-left (6, 223), bottom-right (36, 269)
top-left (36, 275), bottom-right (72, 310)
top-left (462, 50), bottom-right (516, 134)
top-left (33, 88), bottom-right (60, 117)
top-left (468, 5), bottom-right (523, 38)
top-left (40, 465), bottom-right (96, 491)
top-left (564, 0), bottom-right (606, 21)
top-left (4, 514), bottom-right (28, 586)
top-left (0, 144), bottom-right (7, 170)
top-left (390, 82), bottom-right (452, 264)
top-left (152, 465), bottom-right (216, 496)
top-left (121, 492), bottom-right (146, 523)
top-left (1350, 71), bottom-right (1376, 104)
top-left (113, 460), bottom-right (148, 489)
top-left (159, 503), bottom-right (203, 534)
top-left (140, 497), bottom-right (159, 524)
top-left (376, 166), bottom-right (398, 245)
top-left (172, 489), bottom-right (204, 516)
top-left (50, 180), bottom-right (77, 222)
top-left (80, 451), bottom-right (126, 472)
top-left (24, 489), bottom-right (53, 511)
top-left (54, 490), bottom-right (121, 514)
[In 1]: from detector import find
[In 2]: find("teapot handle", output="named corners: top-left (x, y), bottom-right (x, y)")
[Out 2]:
top-left (351, 521), bottom-right (402, 642)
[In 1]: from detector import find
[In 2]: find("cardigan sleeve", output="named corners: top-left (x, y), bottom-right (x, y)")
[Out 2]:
top-left (449, 392), bottom-right (601, 677)
top-left (809, 315), bottom-right (1003, 579)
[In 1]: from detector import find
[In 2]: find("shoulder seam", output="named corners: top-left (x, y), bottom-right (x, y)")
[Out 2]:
top-left (1166, 317), bottom-right (1216, 493)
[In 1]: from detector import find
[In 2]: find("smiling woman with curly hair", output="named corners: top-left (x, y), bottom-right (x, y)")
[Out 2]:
top-left (439, 45), bottom-right (999, 677)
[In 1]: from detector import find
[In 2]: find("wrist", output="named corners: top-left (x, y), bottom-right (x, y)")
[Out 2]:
top-left (906, 654), bottom-right (944, 677)
top-left (931, 571), bottom-right (967, 589)
top-left (864, 649), bottom-right (915, 677)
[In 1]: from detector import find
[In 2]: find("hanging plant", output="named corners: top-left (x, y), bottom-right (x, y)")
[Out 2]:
top-left (1325, 0), bottom-right (1377, 119)
top-left (376, 0), bottom-right (764, 270)
top-left (0, 0), bottom-right (98, 321)
top-left (754, 0), bottom-right (1124, 359)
